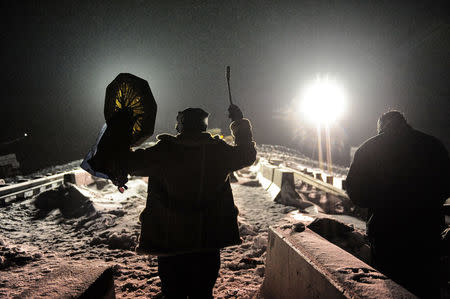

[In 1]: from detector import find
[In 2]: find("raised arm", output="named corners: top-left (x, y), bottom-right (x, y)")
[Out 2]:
top-left (125, 141), bottom-right (166, 177)
top-left (224, 105), bottom-right (257, 172)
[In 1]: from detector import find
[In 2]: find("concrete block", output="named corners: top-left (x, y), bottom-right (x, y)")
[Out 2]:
top-left (270, 169), bottom-right (312, 209)
top-left (315, 173), bottom-right (323, 181)
top-left (261, 227), bottom-right (417, 299)
top-left (272, 169), bottom-right (295, 201)
top-left (258, 163), bottom-right (277, 189)
top-left (65, 169), bottom-right (96, 186)
top-left (326, 176), bottom-right (334, 185)
top-left (18, 263), bottom-right (115, 298)
top-left (331, 177), bottom-right (345, 190)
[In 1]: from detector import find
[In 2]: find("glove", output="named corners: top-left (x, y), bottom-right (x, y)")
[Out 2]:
top-left (106, 109), bottom-right (134, 145)
top-left (228, 104), bottom-right (243, 122)
top-left (110, 160), bottom-right (129, 193)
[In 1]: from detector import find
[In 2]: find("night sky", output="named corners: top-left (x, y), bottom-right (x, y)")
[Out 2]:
top-left (1, 1), bottom-right (449, 173)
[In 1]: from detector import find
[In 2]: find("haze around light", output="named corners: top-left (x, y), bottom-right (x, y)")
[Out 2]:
top-left (299, 76), bottom-right (346, 125)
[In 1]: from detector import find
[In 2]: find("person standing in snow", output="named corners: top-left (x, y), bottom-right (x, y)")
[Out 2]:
top-left (117, 104), bottom-right (256, 298)
top-left (346, 110), bottom-right (450, 298)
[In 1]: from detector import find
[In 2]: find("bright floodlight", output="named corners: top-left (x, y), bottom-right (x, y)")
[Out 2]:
top-left (300, 77), bottom-right (346, 124)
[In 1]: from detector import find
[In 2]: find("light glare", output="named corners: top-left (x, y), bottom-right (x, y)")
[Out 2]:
top-left (300, 77), bottom-right (346, 124)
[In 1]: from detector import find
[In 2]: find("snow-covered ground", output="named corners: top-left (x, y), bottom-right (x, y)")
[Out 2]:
top-left (2, 160), bottom-right (448, 298)
top-left (0, 168), bottom-right (295, 298)
top-left (2, 142), bottom-right (449, 298)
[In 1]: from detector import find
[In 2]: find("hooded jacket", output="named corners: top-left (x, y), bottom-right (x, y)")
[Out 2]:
top-left (126, 119), bottom-right (256, 255)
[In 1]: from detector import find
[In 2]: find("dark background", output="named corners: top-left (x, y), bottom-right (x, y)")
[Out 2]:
top-left (1, 1), bottom-right (449, 173)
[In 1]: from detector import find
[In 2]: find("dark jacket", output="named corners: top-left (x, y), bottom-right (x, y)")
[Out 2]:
top-left (127, 119), bottom-right (256, 255)
top-left (346, 125), bottom-right (450, 243)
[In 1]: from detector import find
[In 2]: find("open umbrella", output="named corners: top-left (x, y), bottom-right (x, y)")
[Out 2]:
top-left (104, 73), bottom-right (157, 146)
top-left (81, 73), bottom-right (157, 190)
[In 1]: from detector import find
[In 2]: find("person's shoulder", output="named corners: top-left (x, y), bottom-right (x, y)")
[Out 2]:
top-left (189, 133), bottom-right (231, 148)
top-left (411, 128), bottom-right (440, 143)
top-left (411, 129), bottom-right (448, 153)
top-left (351, 134), bottom-right (386, 159)
top-left (154, 134), bottom-right (177, 147)
top-left (196, 132), bottom-right (228, 145)
top-left (201, 134), bottom-right (230, 149)
top-left (212, 134), bottom-right (228, 144)
top-left (358, 134), bottom-right (382, 150)
top-left (156, 133), bottom-right (176, 141)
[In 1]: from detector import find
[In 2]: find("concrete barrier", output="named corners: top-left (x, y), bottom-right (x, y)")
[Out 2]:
top-left (0, 172), bottom-right (67, 206)
top-left (64, 169), bottom-right (96, 186)
top-left (258, 163), bottom-right (361, 219)
top-left (289, 168), bottom-right (348, 199)
top-left (258, 163), bottom-right (277, 189)
top-left (271, 169), bottom-right (308, 208)
top-left (261, 226), bottom-right (417, 299)
top-left (265, 167), bottom-right (285, 200)
top-left (258, 164), bottom-right (311, 209)
top-left (326, 175), bottom-right (334, 185)
top-left (18, 263), bottom-right (115, 298)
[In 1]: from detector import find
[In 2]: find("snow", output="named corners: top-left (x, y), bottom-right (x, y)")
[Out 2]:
top-left (2, 144), bottom-right (448, 297)
top-left (0, 167), bottom-right (295, 298)
top-left (0, 140), bottom-right (380, 299)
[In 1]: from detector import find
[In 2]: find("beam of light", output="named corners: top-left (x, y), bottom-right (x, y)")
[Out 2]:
top-left (299, 76), bottom-right (346, 125)
top-left (295, 75), bottom-right (347, 174)
top-left (317, 124), bottom-right (324, 170)
top-left (325, 124), bottom-right (333, 174)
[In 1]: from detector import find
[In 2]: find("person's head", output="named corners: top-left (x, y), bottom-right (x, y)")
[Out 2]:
top-left (175, 108), bottom-right (209, 133)
top-left (377, 110), bottom-right (409, 134)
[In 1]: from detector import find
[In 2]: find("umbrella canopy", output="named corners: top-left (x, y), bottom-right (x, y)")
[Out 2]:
top-left (104, 73), bottom-right (157, 146)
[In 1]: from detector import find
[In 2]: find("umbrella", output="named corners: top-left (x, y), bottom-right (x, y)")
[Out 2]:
top-left (104, 73), bottom-right (157, 146)
top-left (81, 73), bottom-right (157, 190)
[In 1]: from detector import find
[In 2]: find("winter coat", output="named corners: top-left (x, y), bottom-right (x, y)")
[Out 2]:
top-left (346, 125), bottom-right (450, 245)
top-left (126, 119), bottom-right (256, 255)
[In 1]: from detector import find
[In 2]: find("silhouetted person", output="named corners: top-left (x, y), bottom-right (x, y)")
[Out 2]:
top-left (120, 105), bottom-right (256, 298)
top-left (346, 110), bottom-right (450, 298)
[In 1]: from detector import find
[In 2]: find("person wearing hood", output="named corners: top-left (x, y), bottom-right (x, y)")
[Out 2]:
top-left (346, 110), bottom-right (450, 298)
top-left (121, 104), bottom-right (256, 298)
